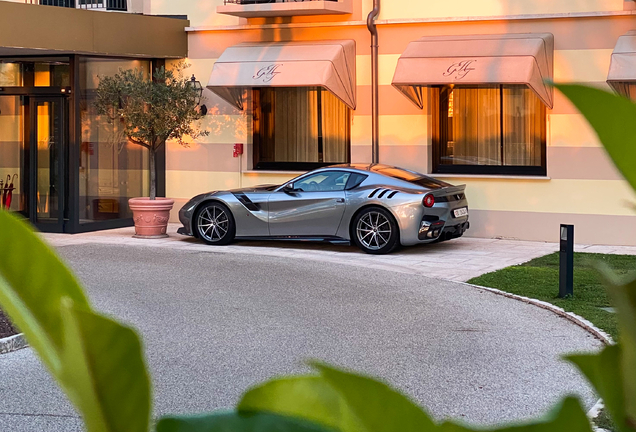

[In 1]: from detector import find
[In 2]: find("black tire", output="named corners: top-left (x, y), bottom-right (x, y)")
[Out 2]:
top-left (194, 202), bottom-right (236, 246)
top-left (351, 207), bottom-right (400, 255)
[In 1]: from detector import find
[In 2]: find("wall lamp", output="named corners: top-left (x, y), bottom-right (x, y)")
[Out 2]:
top-left (189, 75), bottom-right (207, 116)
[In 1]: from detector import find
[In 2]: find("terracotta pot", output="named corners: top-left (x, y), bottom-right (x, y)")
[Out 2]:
top-left (128, 197), bottom-right (175, 238)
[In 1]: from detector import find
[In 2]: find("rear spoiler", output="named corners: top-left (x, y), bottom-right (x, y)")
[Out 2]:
top-left (430, 184), bottom-right (466, 197)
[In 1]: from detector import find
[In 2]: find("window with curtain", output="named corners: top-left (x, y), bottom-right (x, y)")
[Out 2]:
top-left (434, 85), bottom-right (546, 175)
top-left (253, 87), bottom-right (350, 170)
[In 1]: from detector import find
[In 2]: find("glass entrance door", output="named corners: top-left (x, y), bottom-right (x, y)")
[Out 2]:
top-left (30, 97), bottom-right (66, 232)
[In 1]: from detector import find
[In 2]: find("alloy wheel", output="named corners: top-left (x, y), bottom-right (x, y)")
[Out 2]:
top-left (197, 205), bottom-right (229, 242)
top-left (356, 211), bottom-right (392, 251)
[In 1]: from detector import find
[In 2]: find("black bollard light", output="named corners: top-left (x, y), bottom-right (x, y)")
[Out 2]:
top-left (559, 224), bottom-right (574, 298)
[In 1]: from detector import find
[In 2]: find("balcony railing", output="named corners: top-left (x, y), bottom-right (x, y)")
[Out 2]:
top-left (223, 0), bottom-right (336, 4)
top-left (25, 0), bottom-right (128, 11)
top-left (217, 0), bottom-right (351, 17)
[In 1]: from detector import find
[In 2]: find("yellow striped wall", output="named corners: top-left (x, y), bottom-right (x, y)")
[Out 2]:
top-left (159, 10), bottom-right (636, 245)
top-left (151, 0), bottom-right (629, 28)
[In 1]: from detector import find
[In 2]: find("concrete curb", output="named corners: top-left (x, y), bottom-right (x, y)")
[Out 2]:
top-left (458, 281), bottom-right (614, 345)
top-left (0, 333), bottom-right (28, 355)
top-left (459, 282), bottom-right (612, 428)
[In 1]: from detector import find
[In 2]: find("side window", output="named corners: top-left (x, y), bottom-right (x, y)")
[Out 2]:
top-left (345, 173), bottom-right (368, 190)
top-left (295, 172), bottom-right (351, 192)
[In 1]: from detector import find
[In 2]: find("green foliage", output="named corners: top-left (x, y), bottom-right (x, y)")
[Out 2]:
top-left (438, 397), bottom-right (592, 432)
top-left (94, 62), bottom-right (208, 199)
top-left (553, 83), bottom-right (636, 431)
top-left (95, 62), bottom-right (207, 151)
top-left (157, 412), bottom-right (335, 432)
top-left (2, 83), bottom-right (636, 432)
top-left (0, 211), bottom-right (151, 432)
top-left (238, 361), bottom-right (436, 432)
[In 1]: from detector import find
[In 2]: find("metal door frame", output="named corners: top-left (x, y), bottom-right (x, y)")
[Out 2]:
top-left (27, 96), bottom-right (68, 233)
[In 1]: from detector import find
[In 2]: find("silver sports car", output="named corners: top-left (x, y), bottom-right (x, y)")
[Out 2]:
top-left (177, 164), bottom-right (469, 254)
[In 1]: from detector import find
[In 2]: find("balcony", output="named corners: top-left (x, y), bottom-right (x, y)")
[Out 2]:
top-left (216, 0), bottom-right (352, 18)
top-left (24, 0), bottom-right (128, 11)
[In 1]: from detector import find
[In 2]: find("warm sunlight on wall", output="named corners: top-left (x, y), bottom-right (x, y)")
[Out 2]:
top-left (151, 0), bottom-right (240, 27)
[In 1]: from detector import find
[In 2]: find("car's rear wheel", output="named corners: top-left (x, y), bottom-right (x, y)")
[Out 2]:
top-left (195, 202), bottom-right (236, 246)
top-left (352, 207), bottom-right (399, 255)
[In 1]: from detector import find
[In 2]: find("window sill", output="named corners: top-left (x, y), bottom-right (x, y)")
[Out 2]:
top-left (431, 174), bottom-right (551, 180)
top-left (243, 170), bottom-right (307, 175)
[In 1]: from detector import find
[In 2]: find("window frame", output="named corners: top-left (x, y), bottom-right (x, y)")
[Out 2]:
top-left (252, 87), bottom-right (351, 171)
top-left (292, 171), bottom-right (352, 192)
top-left (431, 85), bottom-right (547, 176)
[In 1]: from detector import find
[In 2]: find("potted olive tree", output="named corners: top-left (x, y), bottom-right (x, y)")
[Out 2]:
top-left (95, 63), bottom-right (208, 238)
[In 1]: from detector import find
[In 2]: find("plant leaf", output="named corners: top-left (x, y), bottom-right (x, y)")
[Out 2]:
top-left (553, 84), bottom-right (636, 192)
top-left (311, 361), bottom-right (438, 432)
top-left (582, 267), bottom-right (636, 431)
top-left (0, 211), bottom-right (151, 432)
top-left (607, 277), bottom-right (636, 429)
top-left (156, 411), bottom-right (335, 432)
top-left (239, 376), bottom-right (362, 432)
top-left (439, 396), bottom-right (592, 432)
top-left (0, 211), bottom-right (90, 372)
top-left (60, 300), bottom-right (151, 432)
top-left (567, 346), bottom-right (633, 431)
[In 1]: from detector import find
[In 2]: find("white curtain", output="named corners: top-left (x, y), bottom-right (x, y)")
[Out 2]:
top-left (272, 88), bottom-right (319, 162)
top-left (452, 87), bottom-right (501, 165)
top-left (321, 90), bottom-right (349, 163)
top-left (445, 85), bottom-right (543, 167)
top-left (258, 87), bottom-right (349, 163)
top-left (502, 86), bottom-right (543, 166)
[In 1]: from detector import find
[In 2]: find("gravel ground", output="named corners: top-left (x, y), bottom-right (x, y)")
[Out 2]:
top-left (0, 243), bottom-right (603, 431)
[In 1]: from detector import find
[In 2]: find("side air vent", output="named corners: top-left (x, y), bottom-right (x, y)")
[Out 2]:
top-left (368, 188), bottom-right (382, 198)
top-left (233, 193), bottom-right (260, 211)
top-left (387, 191), bottom-right (399, 199)
top-left (377, 189), bottom-right (390, 199)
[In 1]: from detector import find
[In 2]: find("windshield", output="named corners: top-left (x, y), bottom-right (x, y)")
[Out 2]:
top-left (373, 167), bottom-right (451, 189)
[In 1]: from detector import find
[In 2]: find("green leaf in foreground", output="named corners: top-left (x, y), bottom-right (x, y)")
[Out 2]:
top-left (571, 269), bottom-right (636, 431)
top-left (156, 411), bottom-right (335, 432)
top-left (554, 84), bottom-right (636, 192)
top-left (60, 301), bottom-right (151, 432)
top-left (568, 346), bottom-right (631, 432)
top-left (0, 211), bottom-right (151, 432)
top-left (0, 211), bottom-right (89, 371)
top-left (239, 362), bottom-right (437, 432)
top-left (605, 277), bottom-right (636, 429)
top-left (239, 376), bottom-right (362, 432)
top-left (439, 396), bottom-right (592, 432)
top-left (312, 361), bottom-right (438, 432)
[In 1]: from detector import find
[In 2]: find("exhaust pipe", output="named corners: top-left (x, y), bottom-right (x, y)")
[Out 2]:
top-left (366, 0), bottom-right (380, 164)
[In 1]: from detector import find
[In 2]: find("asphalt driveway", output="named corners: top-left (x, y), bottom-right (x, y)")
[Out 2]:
top-left (0, 244), bottom-right (602, 431)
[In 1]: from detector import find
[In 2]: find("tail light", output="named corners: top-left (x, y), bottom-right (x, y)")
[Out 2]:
top-left (423, 194), bottom-right (435, 208)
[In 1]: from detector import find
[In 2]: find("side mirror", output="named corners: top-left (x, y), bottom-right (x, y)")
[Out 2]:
top-left (283, 183), bottom-right (295, 193)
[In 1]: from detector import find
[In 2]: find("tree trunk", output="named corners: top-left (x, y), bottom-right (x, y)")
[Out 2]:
top-left (149, 147), bottom-right (156, 200)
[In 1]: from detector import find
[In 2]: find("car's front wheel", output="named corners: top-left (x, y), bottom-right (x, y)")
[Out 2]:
top-left (352, 207), bottom-right (399, 254)
top-left (194, 202), bottom-right (236, 245)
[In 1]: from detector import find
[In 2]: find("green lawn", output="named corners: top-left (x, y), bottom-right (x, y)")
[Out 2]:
top-left (468, 252), bottom-right (636, 341)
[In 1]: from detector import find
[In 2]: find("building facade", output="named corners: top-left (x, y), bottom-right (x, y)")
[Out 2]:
top-left (2, 0), bottom-right (636, 245)
top-left (0, 1), bottom-right (186, 232)
top-left (153, 0), bottom-right (636, 245)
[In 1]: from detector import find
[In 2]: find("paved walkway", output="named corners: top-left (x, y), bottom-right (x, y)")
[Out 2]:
top-left (42, 224), bottom-right (636, 282)
top-left (0, 244), bottom-right (603, 431)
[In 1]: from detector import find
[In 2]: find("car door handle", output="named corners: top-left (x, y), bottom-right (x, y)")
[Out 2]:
top-left (335, 198), bottom-right (345, 203)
